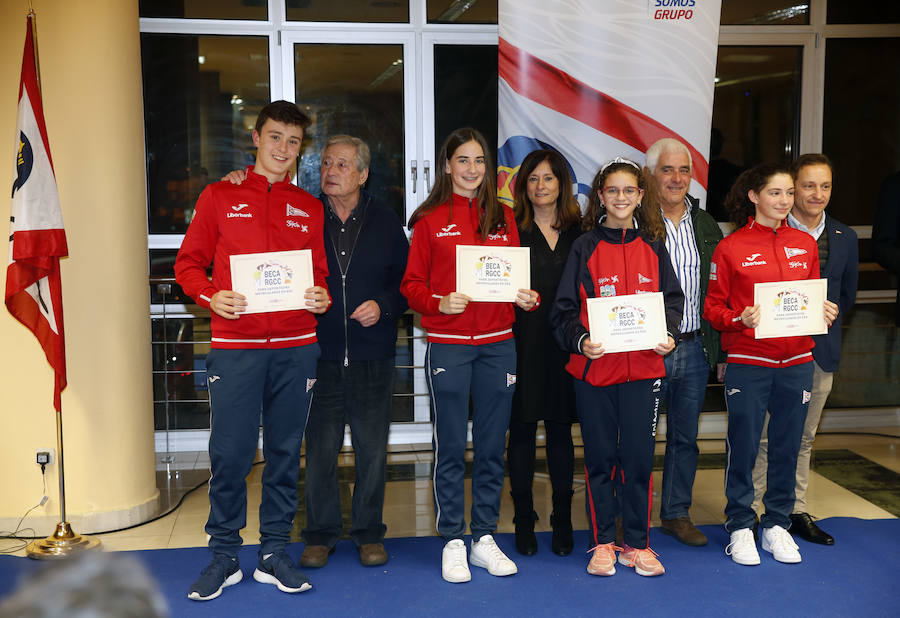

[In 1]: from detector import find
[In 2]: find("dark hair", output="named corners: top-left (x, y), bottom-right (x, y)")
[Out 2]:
top-left (407, 127), bottom-right (503, 239)
top-left (583, 160), bottom-right (665, 241)
top-left (254, 100), bottom-right (311, 134)
top-left (791, 153), bottom-right (833, 177)
top-left (513, 149), bottom-right (581, 232)
top-left (725, 163), bottom-right (793, 228)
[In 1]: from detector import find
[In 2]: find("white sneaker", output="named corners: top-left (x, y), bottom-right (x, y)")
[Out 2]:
top-left (470, 535), bottom-right (518, 576)
top-left (726, 528), bottom-right (760, 566)
top-left (442, 539), bottom-right (471, 583)
top-left (762, 525), bottom-right (802, 563)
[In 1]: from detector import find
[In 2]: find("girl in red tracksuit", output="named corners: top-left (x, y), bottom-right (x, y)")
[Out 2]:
top-left (551, 159), bottom-right (684, 578)
top-left (704, 163), bottom-right (838, 567)
top-left (400, 128), bottom-right (538, 584)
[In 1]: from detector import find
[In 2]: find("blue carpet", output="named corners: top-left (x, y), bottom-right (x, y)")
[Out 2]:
top-left (1, 518), bottom-right (897, 617)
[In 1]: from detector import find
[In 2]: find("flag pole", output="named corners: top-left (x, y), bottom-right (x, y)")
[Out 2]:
top-left (23, 8), bottom-right (99, 559)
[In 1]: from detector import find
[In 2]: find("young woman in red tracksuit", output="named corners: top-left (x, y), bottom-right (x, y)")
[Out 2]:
top-left (401, 127), bottom-right (538, 584)
top-left (551, 159), bottom-right (684, 578)
top-left (703, 164), bottom-right (838, 567)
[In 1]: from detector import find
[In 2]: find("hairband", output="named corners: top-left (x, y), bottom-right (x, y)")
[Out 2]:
top-left (600, 157), bottom-right (641, 173)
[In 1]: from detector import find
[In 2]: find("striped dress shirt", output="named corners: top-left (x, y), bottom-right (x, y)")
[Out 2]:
top-left (662, 201), bottom-right (701, 335)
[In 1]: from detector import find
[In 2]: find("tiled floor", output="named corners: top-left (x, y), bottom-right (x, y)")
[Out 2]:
top-left (9, 428), bottom-right (897, 557)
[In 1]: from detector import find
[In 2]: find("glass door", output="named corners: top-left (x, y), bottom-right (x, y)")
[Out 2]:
top-left (280, 31), bottom-right (418, 221)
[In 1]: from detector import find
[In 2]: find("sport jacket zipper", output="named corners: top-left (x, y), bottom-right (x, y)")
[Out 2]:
top-left (327, 196), bottom-right (365, 367)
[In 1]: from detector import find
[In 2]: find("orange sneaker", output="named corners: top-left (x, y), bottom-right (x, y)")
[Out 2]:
top-left (586, 543), bottom-right (619, 576)
top-left (618, 544), bottom-right (664, 577)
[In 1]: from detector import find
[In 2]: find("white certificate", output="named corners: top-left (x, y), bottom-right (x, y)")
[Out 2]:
top-left (455, 245), bottom-right (530, 302)
top-left (229, 250), bottom-right (313, 314)
top-left (754, 278), bottom-right (827, 339)
top-left (586, 292), bottom-right (667, 354)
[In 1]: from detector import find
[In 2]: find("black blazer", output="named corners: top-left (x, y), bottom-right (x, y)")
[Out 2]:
top-left (812, 215), bottom-right (858, 373)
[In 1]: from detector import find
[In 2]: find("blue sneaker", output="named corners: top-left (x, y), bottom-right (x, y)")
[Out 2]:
top-left (188, 554), bottom-right (242, 601)
top-left (253, 551), bottom-right (312, 593)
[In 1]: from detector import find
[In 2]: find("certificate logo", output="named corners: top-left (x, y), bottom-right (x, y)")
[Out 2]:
top-left (474, 253), bottom-right (513, 286)
top-left (772, 288), bottom-right (810, 322)
top-left (253, 260), bottom-right (293, 293)
top-left (607, 304), bottom-right (646, 335)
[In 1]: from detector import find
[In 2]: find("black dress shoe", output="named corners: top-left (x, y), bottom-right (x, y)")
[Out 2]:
top-left (789, 512), bottom-right (834, 545)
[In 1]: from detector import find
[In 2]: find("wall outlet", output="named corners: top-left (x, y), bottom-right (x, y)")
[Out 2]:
top-left (35, 448), bottom-right (56, 467)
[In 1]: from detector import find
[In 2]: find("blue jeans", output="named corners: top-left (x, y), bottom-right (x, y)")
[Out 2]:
top-left (427, 340), bottom-right (516, 541)
top-left (659, 337), bottom-right (710, 520)
top-left (301, 358), bottom-right (394, 548)
top-left (205, 345), bottom-right (319, 558)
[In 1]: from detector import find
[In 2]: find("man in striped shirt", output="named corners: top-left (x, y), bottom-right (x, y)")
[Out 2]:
top-left (646, 138), bottom-right (725, 547)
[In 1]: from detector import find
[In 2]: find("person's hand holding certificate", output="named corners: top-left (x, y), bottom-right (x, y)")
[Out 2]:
top-left (753, 278), bottom-right (828, 339)
top-left (455, 245), bottom-right (530, 302)
top-left (229, 250), bottom-right (314, 314)
top-left (586, 292), bottom-right (668, 354)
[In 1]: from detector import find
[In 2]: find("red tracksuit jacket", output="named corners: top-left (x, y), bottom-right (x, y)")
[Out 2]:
top-left (703, 217), bottom-right (820, 367)
top-left (175, 168), bottom-right (329, 349)
top-left (401, 193), bottom-right (520, 345)
top-left (550, 224), bottom-right (684, 387)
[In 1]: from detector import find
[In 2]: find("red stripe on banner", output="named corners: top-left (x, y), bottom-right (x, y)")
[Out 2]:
top-left (498, 38), bottom-right (709, 189)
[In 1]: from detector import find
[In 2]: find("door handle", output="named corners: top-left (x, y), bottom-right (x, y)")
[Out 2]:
top-left (411, 160), bottom-right (417, 194)
top-left (424, 160), bottom-right (433, 193)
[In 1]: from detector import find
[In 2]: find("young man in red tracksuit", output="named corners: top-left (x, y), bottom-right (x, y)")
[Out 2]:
top-left (176, 100), bottom-right (331, 601)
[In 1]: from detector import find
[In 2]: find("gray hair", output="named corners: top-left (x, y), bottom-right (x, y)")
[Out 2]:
top-left (324, 135), bottom-right (371, 172)
top-left (646, 138), bottom-right (692, 173)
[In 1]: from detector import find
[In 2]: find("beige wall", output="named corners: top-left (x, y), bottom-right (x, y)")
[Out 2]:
top-left (0, 1), bottom-right (158, 532)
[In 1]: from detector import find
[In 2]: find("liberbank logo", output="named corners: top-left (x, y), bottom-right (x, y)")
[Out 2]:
top-left (649, 0), bottom-right (695, 20)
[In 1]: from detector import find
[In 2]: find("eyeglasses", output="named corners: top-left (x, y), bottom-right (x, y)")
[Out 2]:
top-left (602, 186), bottom-right (640, 198)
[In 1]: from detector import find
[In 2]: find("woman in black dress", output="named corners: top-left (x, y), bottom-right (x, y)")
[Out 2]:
top-left (507, 149), bottom-right (582, 556)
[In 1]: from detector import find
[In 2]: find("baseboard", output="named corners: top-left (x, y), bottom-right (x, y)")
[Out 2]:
top-left (0, 490), bottom-right (161, 538)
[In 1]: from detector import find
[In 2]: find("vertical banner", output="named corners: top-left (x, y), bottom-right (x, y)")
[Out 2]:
top-left (6, 15), bottom-right (69, 412)
top-left (498, 0), bottom-right (721, 209)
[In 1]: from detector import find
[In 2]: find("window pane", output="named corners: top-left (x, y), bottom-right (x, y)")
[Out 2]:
top-left (428, 0), bottom-right (497, 24)
top-left (140, 0), bottom-right (267, 20)
top-left (823, 38), bottom-right (900, 227)
top-left (433, 45), bottom-right (498, 162)
top-left (828, 2), bottom-right (900, 24)
top-left (286, 0), bottom-right (408, 22)
top-left (142, 34), bottom-right (270, 234)
top-left (707, 46), bottom-right (801, 221)
top-left (720, 0), bottom-right (809, 25)
top-left (828, 304), bottom-right (900, 408)
top-left (293, 44), bottom-right (406, 220)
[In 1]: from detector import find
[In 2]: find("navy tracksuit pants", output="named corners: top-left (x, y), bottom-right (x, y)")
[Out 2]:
top-left (204, 344), bottom-right (320, 558)
top-left (426, 340), bottom-right (516, 541)
top-left (574, 377), bottom-right (663, 550)
top-left (723, 361), bottom-right (813, 532)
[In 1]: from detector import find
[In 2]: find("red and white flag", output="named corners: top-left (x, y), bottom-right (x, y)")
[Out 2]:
top-left (6, 15), bottom-right (68, 412)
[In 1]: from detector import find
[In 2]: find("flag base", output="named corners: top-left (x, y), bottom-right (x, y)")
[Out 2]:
top-left (25, 521), bottom-right (101, 560)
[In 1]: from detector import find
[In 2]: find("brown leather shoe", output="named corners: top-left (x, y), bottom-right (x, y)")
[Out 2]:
top-left (300, 544), bottom-right (334, 568)
top-left (358, 542), bottom-right (388, 566)
top-left (660, 517), bottom-right (708, 546)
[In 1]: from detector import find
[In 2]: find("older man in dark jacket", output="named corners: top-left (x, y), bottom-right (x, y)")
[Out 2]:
top-left (298, 136), bottom-right (409, 568)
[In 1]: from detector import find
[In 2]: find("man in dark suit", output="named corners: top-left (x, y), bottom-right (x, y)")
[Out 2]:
top-left (752, 154), bottom-right (858, 545)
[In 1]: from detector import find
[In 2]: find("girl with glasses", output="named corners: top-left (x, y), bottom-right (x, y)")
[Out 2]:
top-left (550, 158), bottom-right (683, 577)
